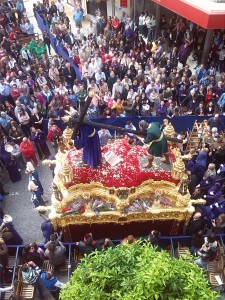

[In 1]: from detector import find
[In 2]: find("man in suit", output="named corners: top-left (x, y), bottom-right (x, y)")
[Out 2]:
top-left (63, 28), bottom-right (75, 46)
top-left (63, 62), bottom-right (76, 87)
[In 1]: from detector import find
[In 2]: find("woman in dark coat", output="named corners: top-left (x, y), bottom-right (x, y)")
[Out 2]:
top-left (9, 122), bottom-right (25, 145)
top-left (30, 127), bottom-right (50, 160)
top-left (31, 108), bottom-right (44, 130)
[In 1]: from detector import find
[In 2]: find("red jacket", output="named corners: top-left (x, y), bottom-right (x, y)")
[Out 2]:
top-left (47, 128), bottom-right (62, 142)
top-left (11, 89), bottom-right (20, 101)
top-left (36, 93), bottom-right (47, 107)
top-left (20, 140), bottom-right (35, 158)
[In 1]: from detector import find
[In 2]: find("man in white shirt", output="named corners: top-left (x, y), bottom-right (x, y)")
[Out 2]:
top-left (25, 20), bottom-right (34, 35)
top-left (73, 26), bottom-right (85, 41)
top-left (128, 57), bottom-right (138, 70)
top-left (112, 78), bottom-right (123, 98)
top-left (97, 33), bottom-right (104, 46)
top-left (138, 12), bottom-right (145, 36)
top-left (88, 58), bottom-right (97, 78)
top-left (93, 53), bottom-right (102, 70)
top-left (95, 68), bottom-right (106, 85)
top-left (10, 77), bottom-right (20, 87)
top-left (79, 46), bottom-right (90, 62)
top-left (56, 0), bottom-right (64, 16)
top-left (0, 78), bottom-right (10, 94)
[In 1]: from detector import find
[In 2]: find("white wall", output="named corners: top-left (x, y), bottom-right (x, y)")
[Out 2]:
top-left (107, 0), bottom-right (114, 17)
top-left (114, 0), bottom-right (132, 19)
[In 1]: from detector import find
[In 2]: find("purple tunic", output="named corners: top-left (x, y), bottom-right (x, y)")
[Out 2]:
top-left (74, 125), bottom-right (102, 168)
top-left (0, 143), bottom-right (21, 183)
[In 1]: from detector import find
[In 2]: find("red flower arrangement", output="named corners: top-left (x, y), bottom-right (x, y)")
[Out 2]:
top-left (67, 139), bottom-right (178, 188)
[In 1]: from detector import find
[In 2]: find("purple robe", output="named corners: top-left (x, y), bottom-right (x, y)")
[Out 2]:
top-left (74, 125), bottom-right (102, 168)
top-left (0, 143), bottom-right (21, 183)
top-left (156, 103), bottom-right (167, 116)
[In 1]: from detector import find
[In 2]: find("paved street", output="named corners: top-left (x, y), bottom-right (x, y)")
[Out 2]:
top-left (3, 154), bottom-right (53, 245)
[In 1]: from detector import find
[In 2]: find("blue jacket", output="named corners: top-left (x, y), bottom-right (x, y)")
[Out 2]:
top-left (0, 115), bottom-right (12, 129)
top-left (41, 273), bottom-right (58, 291)
top-left (16, 1), bottom-right (24, 12)
top-left (73, 9), bottom-right (83, 22)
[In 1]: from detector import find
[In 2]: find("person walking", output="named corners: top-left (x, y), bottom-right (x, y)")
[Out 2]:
top-left (73, 5), bottom-right (84, 27)
top-left (26, 162), bottom-right (45, 206)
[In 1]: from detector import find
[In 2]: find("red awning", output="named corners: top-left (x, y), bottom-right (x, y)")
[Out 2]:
top-left (152, 0), bottom-right (225, 29)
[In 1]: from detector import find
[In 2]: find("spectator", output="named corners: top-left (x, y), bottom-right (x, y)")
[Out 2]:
top-left (178, 42), bottom-right (192, 67)
top-left (121, 235), bottom-right (136, 244)
top-left (184, 212), bottom-right (205, 236)
top-left (41, 270), bottom-right (65, 300)
top-left (148, 230), bottom-right (162, 251)
top-left (0, 238), bottom-right (8, 268)
top-left (0, 112), bottom-right (12, 133)
top-left (17, 107), bottom-right (30, 136)
top-left (22, 243), bottom-right (44, 268)
top-left (63, 62), bottom-right (76, 87)
top-left (190, 230), bottom-right (205, 256)
top-left (73, 5), bottom-right (84, 27)
top-left (30, 127), bottom-right (51, 160)
top-left (22, 261), bottom-right (43, 298)
top-left (207, 113), bottom-right (224, 131)
top-left (20, 137), bottom-right (39, 166)
top-left (77, 233), bottom-right (97, 254)
top-left (195, 233), bottom-right (218, 269)
top-left (44, 240), bottom-right (66, 267)
top-left (56, 0), bottom-right (65, 17)
top-left (9, 122), bottom-right (25, 145)
top-left (47, 124), bottom-right (62, 153)
top-left (98, 128), bottom-right (112, 146)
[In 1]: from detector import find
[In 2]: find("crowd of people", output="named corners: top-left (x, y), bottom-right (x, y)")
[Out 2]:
top-left (0, 0), bottom-right (224, 139)
top-left (0, 0), bottom-right (224, 298)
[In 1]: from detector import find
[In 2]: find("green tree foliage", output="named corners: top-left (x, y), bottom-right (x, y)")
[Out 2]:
top-left (60, 241), bottom-right (219, 300)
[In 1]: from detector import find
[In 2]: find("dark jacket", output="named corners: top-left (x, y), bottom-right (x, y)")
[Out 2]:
top-left (63, 66), bottom-right (76, 85)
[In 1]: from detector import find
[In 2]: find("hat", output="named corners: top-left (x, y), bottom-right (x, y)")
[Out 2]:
top-left (28, 181), bottom-right (38, 192)
top-left (26, 162), bottom-right (35, 172)
top-left (0, 111), bottom-right (6, 116)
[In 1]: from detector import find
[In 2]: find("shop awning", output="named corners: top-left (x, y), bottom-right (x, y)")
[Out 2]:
top-left (152, 0), bottom-right (225, 29)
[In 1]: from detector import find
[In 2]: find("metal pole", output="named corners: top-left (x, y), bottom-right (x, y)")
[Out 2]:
top-left (112, 0), bottom-right (115, 17)
top-left (155, 3), bottom-right (161, 38)
top-left (201, 29), bottom-right (213, 65)
top-left (68, 244), bottom-right (72, 280)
